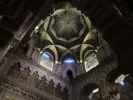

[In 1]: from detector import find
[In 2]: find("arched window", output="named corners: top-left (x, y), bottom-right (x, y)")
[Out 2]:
top-left (84, 53), bottom-right (99, 72)
top-left (63, 54), bottom-right (76, 64)
top-left (39, 51), bottom-right (54, 71)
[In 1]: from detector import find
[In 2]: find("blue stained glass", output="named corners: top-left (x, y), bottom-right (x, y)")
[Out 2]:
top-left (123, 79), bottom-right (128, 86)
top-left (63, 54), bottom-right (76, 64)
top-left (63, 58), bottom-right (75, 64)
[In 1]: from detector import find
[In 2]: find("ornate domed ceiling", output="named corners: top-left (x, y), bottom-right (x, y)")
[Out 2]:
top-left (39, 7), bottom-right (92, 47)
top-left (0, 1), bottom-right (133, 100)
top-left (32, 5), bottom-right (100, 65)
top-left (48, 8), bottom-right (87, 42)
top-left (28, 4), bottom-right (117, 82)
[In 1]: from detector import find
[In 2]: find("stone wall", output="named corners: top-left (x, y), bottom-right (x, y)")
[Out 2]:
top-left (0, 61), bottom-right (69, 100)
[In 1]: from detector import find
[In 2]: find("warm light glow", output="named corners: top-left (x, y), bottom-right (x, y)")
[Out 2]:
top-left (92, 88), bottom-right (99, 93)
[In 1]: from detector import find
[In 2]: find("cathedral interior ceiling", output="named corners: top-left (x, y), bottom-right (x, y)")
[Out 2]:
top-left (0, 0), bottom-right (133, 100)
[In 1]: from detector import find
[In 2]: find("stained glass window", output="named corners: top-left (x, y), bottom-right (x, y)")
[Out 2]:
top-left (39, 51), bottom-right (54, 71)
top-left (63, 54), bottom-right (76, 64)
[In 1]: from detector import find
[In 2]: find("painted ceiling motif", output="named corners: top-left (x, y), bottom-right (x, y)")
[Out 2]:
top-left (35, 6), bottom-right (100, 62)
top-left (48, 8), bottom-right (87, 42)
top-left (0, 1), bottom-right (133, 100)
top-left (39, 8), bottom-right (96, 46)
top-left (31, 4), bottom-right (104, 74)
